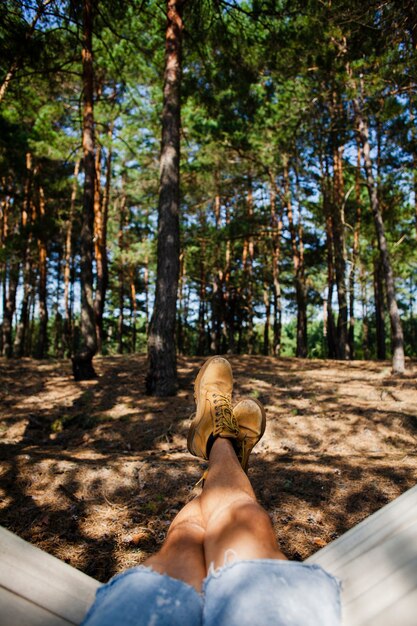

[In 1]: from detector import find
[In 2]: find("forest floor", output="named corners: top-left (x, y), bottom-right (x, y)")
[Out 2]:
top-left (0, 354), bottom-right (416, 582)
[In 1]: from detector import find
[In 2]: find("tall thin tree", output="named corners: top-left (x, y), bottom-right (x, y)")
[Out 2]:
top-left (146, 0), bottom-right (184, 396)
top-left (353, 84), bottom-right (405, 374)
top-left (72, 0), bottom-right (97, 380)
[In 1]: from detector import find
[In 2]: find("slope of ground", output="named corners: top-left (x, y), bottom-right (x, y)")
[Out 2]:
top-left (0, 355), bottom-right (416, 582)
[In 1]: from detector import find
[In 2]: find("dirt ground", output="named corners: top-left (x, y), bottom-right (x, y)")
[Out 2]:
top-left (0, 354), bottom-right (416, 582)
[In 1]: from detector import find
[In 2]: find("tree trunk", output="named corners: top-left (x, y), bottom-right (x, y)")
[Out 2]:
top-left (93, 143), bottom-right (103, 349)
top-left (129, 268), bottom-right (137, 352)
top-left (0, 192), bottom-right (8, 354)
top-left (409, 98), bottom-right (417, 241)
top-left (94, 129), bottom-right (111, 353)
top-left (283, 156), bottom-right (307, 357)
top-left (294, 161), bottom-right (308, 358)
top-left (245, 178), bottom-right (255, 353)
top-left (210, 190), bottom-right (224, 354)
top-left (28, 287), bottom-right (36, 356)
top-left (63, 159), bottom-right (80, 356)
top-left (36, 186), bottom-right (48, 358)
top-left (331, 141), bottom-right (349, 359)
top-left (143, 207), bottom-right (150, 336)
top-left (210, 273), bottom-right (222, 354)
top-left (117, 281), bottom-right (124, 355)
top-left (373, 256), bottom-right (386, 359)
top-left (1, 184), bottom-right (15, 356)
top-left (73, 0), bottom-right (97, 381)
top-left (54, 251), bottom-right (63, 357)
top-left (197, 247), bottom-right (207, 354)
top-left (360, 262), bottom-right (370, 359)
top-left (239, 225), bottom-right (248, 352)
top-left (2, 260), bottom-right (19, 358)
top-left (263, 283), bottom-right (271, 356)
top-left (0, 62), bottom-right (19, 104)
top-left (268, 176), bottom-right (282, 356)
top-left (323, 178), bottom-right (337, 359)
top-left (14, 153), bottom-right (34, 357)
top-left (353, 94), bottom-right (405, 374)
top-left (197, 209), bottom-right (207, 354)
top-left (348, 142), bottom-right (362, 358)
top-left (177, 251), bottom-right (185, 355)
top-left (144, 251), bottom-right (150, 335)
top-left (13, 254), bottom-right (32, 356)
top-left (117, 192), bottom-right (127, 355)
top-left (223, 203), bottom-right (234, 353)
top-left (146, 0), bottom-right (183, 396)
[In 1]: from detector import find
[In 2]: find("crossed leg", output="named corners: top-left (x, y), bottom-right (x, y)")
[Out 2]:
top-left (202, 438), bottom-right (286, 568)
top-left (144, 496), bottom-right (206, 591)
top-left (144, 438), bottom-right (286, 591)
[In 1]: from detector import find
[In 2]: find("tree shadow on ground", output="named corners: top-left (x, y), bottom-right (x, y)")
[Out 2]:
top-left (0, 354), bottom-right (416, 581)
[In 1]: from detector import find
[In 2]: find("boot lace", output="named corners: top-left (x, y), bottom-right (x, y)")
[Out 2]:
top-left (212, 393), bottom-right (240, 437)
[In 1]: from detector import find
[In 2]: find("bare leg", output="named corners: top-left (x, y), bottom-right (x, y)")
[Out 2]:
top-left (143, 496), bottom-right (206, 591)
top-left (143, 436), bottom-right (284, 587)
top-left (201, 438), bottom-right (287, 569)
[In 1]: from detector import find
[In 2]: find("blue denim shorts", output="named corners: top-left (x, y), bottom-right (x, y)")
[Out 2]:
top-left (81, 559), bottom-right (341, 626)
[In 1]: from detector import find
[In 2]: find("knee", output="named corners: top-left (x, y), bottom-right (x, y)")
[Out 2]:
top-left (209, 497), bottom-right (271, 534)
top-left (230, 501), bottom-right (272, 532)
top-left (167, 518), bottom-right (206, 542)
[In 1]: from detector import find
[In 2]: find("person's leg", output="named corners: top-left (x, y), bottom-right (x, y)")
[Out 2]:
top-left (82, 496), bottom-right (205, 626)
top-left (200, 437), bottom-right (341, 626)
top-left (143, 496), bottom-right (206, 591)
top-left (185, 355), bottom-right (284, 569)
top-left (201, 437), bottom-right (287, 569)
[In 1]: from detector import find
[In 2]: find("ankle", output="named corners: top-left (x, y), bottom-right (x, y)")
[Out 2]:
top-left (209, 436), bottom-right (237, 461)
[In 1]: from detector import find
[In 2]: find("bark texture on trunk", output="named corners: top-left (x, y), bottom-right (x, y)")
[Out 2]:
top-left (129, 268), bottom-right (137, 352)
top-left (0, 192), bottom-right (6, 354)
top-left (146, 0), bottom-right (183, 396)
top-left (410, 97), bottom-right (417, 241)
top-left (331, 142), bottom-right (349, 359)
top-left (223, 205), bottom-right (234, 352)
top-left (14, 153), bottom-right (33, 357)
top-left (94, 134), bottom-right (111, 353)
top-left (2, 261), bottom-right (19, 358)
top-left (323, 181), bottom-right (337, 359)
top-left (360, 263), bottom-right (370, 359)
top-left (73, 0), bottom-right (97, 381)
top-left (210, 191), bottom-right (229, 354)
top-left (263, 283), bottom-right (271, 355)
top-left (1, 190), bottom-right (15, 356)
top-left (245, 179), bottom-right (255, 353)
top-left (373, 256), bottom-right (386, 359)
top-left (197, 212), bottom-right (207, 355)
top-left (269, 180), bottom-right (283, 356)
top-left (63, 160), bottom-right (80, 355)
top-left (283, 156), bottom-right (307, 357)
top-left (353, 96), bottom-right (405, 374)
top-left (117, 192), bottom-right (127, 355)
top-left (177, 251), bottom-right (185, 355)
top-left (268, 176), bottom-right (282, 356)
top-left (36, 186), bottom-right (48, 358)
top-left (348, 142), bottom-right (362, 358)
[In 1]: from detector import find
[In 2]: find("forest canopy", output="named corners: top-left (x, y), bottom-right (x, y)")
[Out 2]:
top-left (0, 0), bottom-right (416, 389)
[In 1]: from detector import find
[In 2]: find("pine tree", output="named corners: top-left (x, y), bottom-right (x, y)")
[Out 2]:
top-left (72, 0), bottom-right (98, 380)
top-left (146, 0), bottom-right (184, 396)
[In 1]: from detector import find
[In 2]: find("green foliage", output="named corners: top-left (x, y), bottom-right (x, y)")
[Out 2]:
top-left (0, 0), bottom-right (416, 365)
